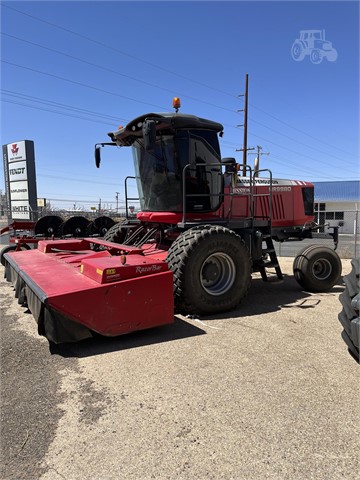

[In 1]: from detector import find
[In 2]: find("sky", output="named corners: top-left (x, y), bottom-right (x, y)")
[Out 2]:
top-left (1, 0), bottom-right (359, 211)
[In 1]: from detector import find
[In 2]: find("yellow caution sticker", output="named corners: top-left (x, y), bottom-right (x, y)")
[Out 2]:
top-left (96, 268), bottom-right (103, 275)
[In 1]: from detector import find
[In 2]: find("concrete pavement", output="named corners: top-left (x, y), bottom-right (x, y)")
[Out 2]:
top-left (1, 258), bottom-right (359, 480)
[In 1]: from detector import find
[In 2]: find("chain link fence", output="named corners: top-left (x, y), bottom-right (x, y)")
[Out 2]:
top-left (1, 210), bottom-right (359, 259)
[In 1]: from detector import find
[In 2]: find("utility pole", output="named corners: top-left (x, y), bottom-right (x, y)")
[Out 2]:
top-left (236, 73), bottom-right (254, 176)
top-left (242, 73), bottom-right (249, 175)
top-left (249, 145), bottom-right (270, 177)
top-left (115, 192), bottom-right (120, 213)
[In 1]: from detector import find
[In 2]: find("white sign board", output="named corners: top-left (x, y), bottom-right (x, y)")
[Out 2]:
top-left (7, 141), bottom-right (27, 163)
top-left (11, 200), bottom-right (31, 219)
top-left (3, 140), bottom-right (37, 221)
top-left (10, 180), bottom-right (29, 201)
top-left (9, 161), bottom-right (28, 182)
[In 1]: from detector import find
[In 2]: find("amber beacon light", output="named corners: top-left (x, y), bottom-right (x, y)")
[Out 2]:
top-left (172, 97), bottom-right (181, 112)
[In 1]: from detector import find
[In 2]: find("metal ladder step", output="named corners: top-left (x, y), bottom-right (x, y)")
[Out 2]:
top-left (259, 234), bottom-right (283, 282)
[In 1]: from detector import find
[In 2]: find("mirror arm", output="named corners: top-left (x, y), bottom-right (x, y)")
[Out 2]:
top-left (94, 142), bottom-right (117, 168)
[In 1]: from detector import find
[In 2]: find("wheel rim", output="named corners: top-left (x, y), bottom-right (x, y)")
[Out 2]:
top-left (312, 258), bottom-right (332, 280)
top-left (200, 253), bottom-right (236, 296)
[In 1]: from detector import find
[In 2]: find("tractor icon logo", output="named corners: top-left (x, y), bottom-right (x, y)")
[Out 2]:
top-left (11, 144), bottom-right (19, 155)
top-left (291, 30), bottom-right (338, 64)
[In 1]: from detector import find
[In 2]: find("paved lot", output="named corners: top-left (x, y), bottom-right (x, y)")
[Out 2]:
top-left (1, 258), bottom-right (359, 480)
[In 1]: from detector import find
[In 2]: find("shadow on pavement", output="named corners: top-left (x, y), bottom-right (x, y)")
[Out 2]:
top-left (200, 273), bottom-right (345, 321)
top-left (49, 316), bottom-right (205, 358)
top-left (48, 273), bottom-right (345, 358)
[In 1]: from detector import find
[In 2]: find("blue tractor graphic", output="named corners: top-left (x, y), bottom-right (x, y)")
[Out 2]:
top-left (291, 30), bottom-right (338, 64)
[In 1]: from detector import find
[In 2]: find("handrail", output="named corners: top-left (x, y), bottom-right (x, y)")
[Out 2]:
top-left (124, 176), bottom-right (139, 219)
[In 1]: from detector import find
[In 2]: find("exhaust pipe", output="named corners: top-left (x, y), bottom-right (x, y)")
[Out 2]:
top-left (254, 156), bottom-right (259, 177)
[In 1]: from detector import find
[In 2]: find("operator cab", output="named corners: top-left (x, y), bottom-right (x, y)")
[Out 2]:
top-left (107, 111), bottom-right (224, 214)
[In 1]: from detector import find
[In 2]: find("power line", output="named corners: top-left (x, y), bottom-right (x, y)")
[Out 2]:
top-left (249, 103), bottom-right (354, 157)
top-left (5, 30), bottom-right (356, 165)
top-left (1, 32), bottom-right (237, 114)
top-left (2, 99), bottom-right (119, 126)
top-left (1, 97), bottom-right (357, 181)
top-left (2, 89), bottom-right (127, 122)
top-left (2, 60), bottom-right (168, 111)
top-left (3, 2), bottom-right (355, 160)
top-left (39, 174), bottom-right (122, 187)
top-left (2, 11), bottom-right (357, 177)
top-left (2, 4), bottom-right (235, 99)
top-left (245, 130), bottom-right (356, 175)
top-left (248, 117), bottom-right (355, 165)
top-left (220, 138), bottom-right (355, 179)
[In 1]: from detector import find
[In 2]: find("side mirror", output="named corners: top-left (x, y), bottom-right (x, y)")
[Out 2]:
top-left (95, 147), bottom-right (101, 168)
top-left (143, 119), bottom-right (156, 152)
top-left (221, 157), bottom-right (236, 174)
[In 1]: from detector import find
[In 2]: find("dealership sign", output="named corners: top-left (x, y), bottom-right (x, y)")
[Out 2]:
top-left (2, 140), bottom-right (38, 220)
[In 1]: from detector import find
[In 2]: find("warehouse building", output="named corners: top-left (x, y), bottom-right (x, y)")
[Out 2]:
top-left (313, 181), bottom-right (360, 234)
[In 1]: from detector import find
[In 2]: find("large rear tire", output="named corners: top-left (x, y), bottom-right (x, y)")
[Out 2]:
top-left (293, 245), bottom-right (342, 292)
top-left (166, 225), bottom-right (252, 315)
top-left (338, 259), bottom-right (359, 362)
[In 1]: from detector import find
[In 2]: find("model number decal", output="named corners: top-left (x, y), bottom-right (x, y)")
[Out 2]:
top-left (106, 268), bottom-right (116, 275)
top-left (272, 187), bottom-right (292, 192)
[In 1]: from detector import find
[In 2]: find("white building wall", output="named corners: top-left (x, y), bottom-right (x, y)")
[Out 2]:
top-left (319, 201), bottom-right (359, 234)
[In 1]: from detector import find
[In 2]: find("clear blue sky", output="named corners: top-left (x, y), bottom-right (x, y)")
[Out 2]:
top-left (1, 0), bottom-right (359, 211)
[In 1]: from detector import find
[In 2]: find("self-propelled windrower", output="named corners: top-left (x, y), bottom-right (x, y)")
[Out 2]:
top-left (3, 99), bottom-right (341, 343)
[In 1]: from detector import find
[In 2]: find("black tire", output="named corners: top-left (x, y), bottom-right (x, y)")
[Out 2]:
top-left (34, 215), bottom-right (63, 236)
top-left (0, 244), bottom-right (31, 266)
top-left (103, 222), bottom-right (129, 243)
top-left (86, 221), bottom-right (97, 236)
top-left (338, 259), bottom-right (359, 362)
top-left (59, 216), bottom-right (90, 237)
top-left (104, 223), bottom-right (126, 243)
top-left (87, 216), bottom-right (116, 236)
top-left (94, 216), bottom-right (115, 234)
top-left (166, 225), bottom-right (252, 315)
top-left (293, 245), bottom-right (342, 292)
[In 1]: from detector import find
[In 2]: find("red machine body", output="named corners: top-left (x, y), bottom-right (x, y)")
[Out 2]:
top-left (4, 239), bottom-right (173, 343)
top-left (136, 178), bottom-right (314, 239)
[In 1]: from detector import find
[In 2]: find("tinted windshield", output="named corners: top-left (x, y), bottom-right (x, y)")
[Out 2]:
top-left (132, 129), bottom-right (222, 213)
top-left (132, 136), bottom-right (182, 211)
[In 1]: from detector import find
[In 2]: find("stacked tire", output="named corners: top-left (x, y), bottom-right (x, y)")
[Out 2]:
top-left (34, 215), bottom-right (63, 237)
top-left (339, 259), bottom-right (360, 362)
top-left (58, 216), bottom-right (90, 237)
top-left (86, 216), bottom-right (116, 236)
